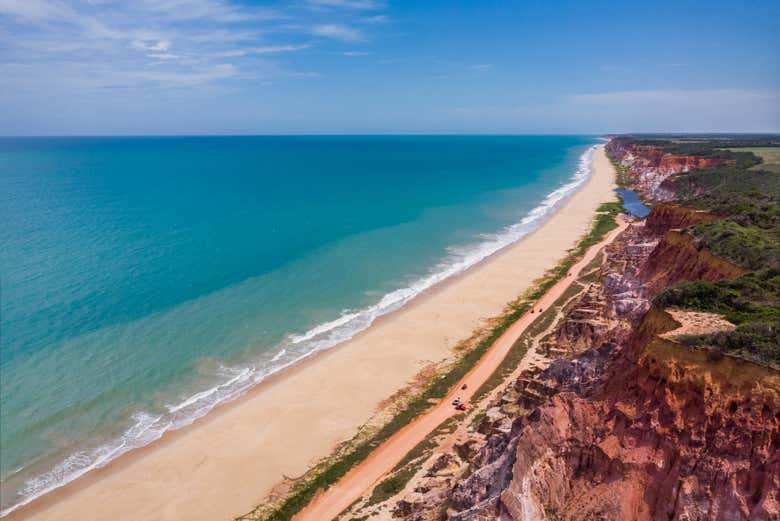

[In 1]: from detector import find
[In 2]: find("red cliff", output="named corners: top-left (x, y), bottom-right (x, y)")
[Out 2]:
top-left (644, 203), bottom-right (719, 235)
top-left (640, 230), bottom-right (749, 293)
top-left (606, 141), bottom-right (735, 201)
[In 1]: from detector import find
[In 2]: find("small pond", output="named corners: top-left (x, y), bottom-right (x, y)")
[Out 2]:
top-left (616, 188), bottom-right (651, 218)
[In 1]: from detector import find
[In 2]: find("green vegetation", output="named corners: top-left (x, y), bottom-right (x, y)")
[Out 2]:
top-left (609, 157), bottom-right (634, 188)
top-left (676, 321), bottom-right (779, 366)
top-left (618, 135), bottom-right (780, 366)
top-left (246, 200), bottom-right (622, 521)
top-left (741, 147), bottom-right (780, 173)
top-left (366, 470), bottom-right (415, 506)
top-left (391, 414), bottom-right (460, 474)
top-left (689, 220), bottom-right (780, 270)
top-left (655, 270), bottom-right (780, 325)
top-left (653, 241), bottom-right (780, 365)
top-left (365, 414), bottom-right (462, 508)
top-left (613, 134), bottom-right (780, 150)
top-left (673, 166), bottom-right (779, 227)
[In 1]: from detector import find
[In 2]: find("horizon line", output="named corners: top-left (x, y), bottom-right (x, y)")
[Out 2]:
top-left (2, 131), bottom-right (779, 139)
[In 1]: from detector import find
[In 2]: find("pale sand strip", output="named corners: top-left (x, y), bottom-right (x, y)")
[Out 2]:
top-left (9, 145), bottom-right (616, 521)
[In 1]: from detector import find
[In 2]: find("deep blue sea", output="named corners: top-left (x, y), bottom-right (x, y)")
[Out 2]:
top-left (0, 135), bottom-right (597, 513)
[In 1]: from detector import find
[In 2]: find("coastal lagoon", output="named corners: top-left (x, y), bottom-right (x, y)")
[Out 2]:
top-left (0, 136), bottom-right (598, 513)
top-left (616, 188), bottom-right (651, 218)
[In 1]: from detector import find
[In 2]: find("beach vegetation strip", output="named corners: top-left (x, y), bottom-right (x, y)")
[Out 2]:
top-left (238, 200), bottom-right (622, 521)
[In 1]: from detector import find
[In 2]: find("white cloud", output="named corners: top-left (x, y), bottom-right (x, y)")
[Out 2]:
top-left (147, 53), bottom-right (180, 60)
top-left (138, 0), bottom-right (277, 23)
top-left (342, 50), bottom-right (370, 56)
top-left (306, 0), bottom-right (383, 10)
top-left (0, 0), bottom-right (392, 133)
top-left (0, 0), bottom-right (121, 39)
top-left (214, 44), bottom-right (310, 58)
top-left (360, 15), bottom-right (388, 24)
top-left (311, 24), bottom-right (364, 41)
top-left (133, 39), bottom-right (172, 52)
top-left (133, 63), bottom-right (240, 87)
top-left (468, 63), bottom-right (492, 71)
top-left (0, 0), bottom-right (72, 22)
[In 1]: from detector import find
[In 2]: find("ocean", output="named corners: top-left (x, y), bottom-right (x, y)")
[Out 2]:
top-left (0, 135), bottom-right (597, 514)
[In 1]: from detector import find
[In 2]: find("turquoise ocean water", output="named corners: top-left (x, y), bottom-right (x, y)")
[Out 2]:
top-left (0, 136), bottom-right (597, 514)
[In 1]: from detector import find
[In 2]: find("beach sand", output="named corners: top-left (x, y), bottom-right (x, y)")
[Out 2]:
top-left (8, 145), bottom-right (616, 521)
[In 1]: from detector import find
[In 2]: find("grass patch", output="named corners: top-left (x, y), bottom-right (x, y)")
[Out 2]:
top-left (655, 269), bottom-right (780, 365)
top-left (722, 147), bottom-right (780, 174)
top-left (366, 468), bottom-right (417, 507)
top-left (655, 270), bottom-right (780, 325)
top-left (361, 413), bottom-right (465, 510)
top-left (606, 153), bottom-right (634, 188)
top-left (676, 321), bottom-right (779, 366)
top-left (244, 200), bottom-right (621, 521)
top-left (580, 250), bottom-right (605, 277)
top-left (391, 414), bottom-right (461, 473)
top-left (689, 220), bottom-right (780, 270)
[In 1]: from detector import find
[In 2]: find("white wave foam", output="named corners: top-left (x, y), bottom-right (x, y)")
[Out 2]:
top-left (1, 144), bottom-right (595, 517)
top-left (167, 367), bottom-right (252, 413)
top-left (289, 311), bottom-right (361, 344)
top-left (270, 348), bottom-right (287, 362)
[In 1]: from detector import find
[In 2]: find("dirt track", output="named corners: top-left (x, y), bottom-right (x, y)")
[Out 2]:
top-left (295, 218), bottom-right (629, 521)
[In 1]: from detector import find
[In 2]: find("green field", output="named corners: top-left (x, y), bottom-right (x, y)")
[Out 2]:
top-left (722, 147), bottom-right (780, 173)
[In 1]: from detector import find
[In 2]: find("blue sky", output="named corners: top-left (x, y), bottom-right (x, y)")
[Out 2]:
top-left (1, 0), bottom-right (778, 135)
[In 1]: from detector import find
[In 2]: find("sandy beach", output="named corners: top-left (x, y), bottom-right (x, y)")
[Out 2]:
top-left (8, 145), bottom-right (616, 521)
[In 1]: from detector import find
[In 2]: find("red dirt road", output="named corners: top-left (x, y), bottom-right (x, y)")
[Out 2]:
top-left (295, 218), bottom-right (628, 521)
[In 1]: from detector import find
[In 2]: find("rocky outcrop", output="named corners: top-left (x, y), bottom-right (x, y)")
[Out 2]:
top-left (502, 308), bottom-right (780, 521)
top-left (644, 203), bottom-right (719, 234)
top-left (641, 230), bottom-right (749, 292)
top-left (606, 141), bottom-right (735, 200)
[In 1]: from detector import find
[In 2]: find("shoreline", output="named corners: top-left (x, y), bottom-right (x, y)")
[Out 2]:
top-left (6, 145), bottom-right (616, 521)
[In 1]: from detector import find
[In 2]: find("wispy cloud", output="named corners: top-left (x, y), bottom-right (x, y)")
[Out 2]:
top-left (132, 40), bottom-right (172, 52)
top-left (214, 44), bottom-right (310, 58)
top-left (0, 0), bottom-right (121, 39)
top-left (147, 53), bottom-right (180, 60)
top-left (137, 0), bottom-right (278, 23)
top-left (0, 0), bottom-right (387, 95)
top-left (0, 0), bottom-right (394, 133)
top-left (0, 0), bottom-right (76, 22)
top-left (360, 14), bottom-right (389, 24)
top-left (311, 24), bottom-right (364, 41)
top-left (305, 0), bottom-right (384, 10)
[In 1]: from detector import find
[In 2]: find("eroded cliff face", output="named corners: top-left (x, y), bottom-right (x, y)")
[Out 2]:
top-left (376, 202), bottom-right (779, 521)
top-left (605, 141), bottom-right (735, 200)
top-left (641, 230), bottom-right (749, 293)
top-left (502, 308), bottom-right (780, 521)
top-left (644, 203), bottom-right (719, 235)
